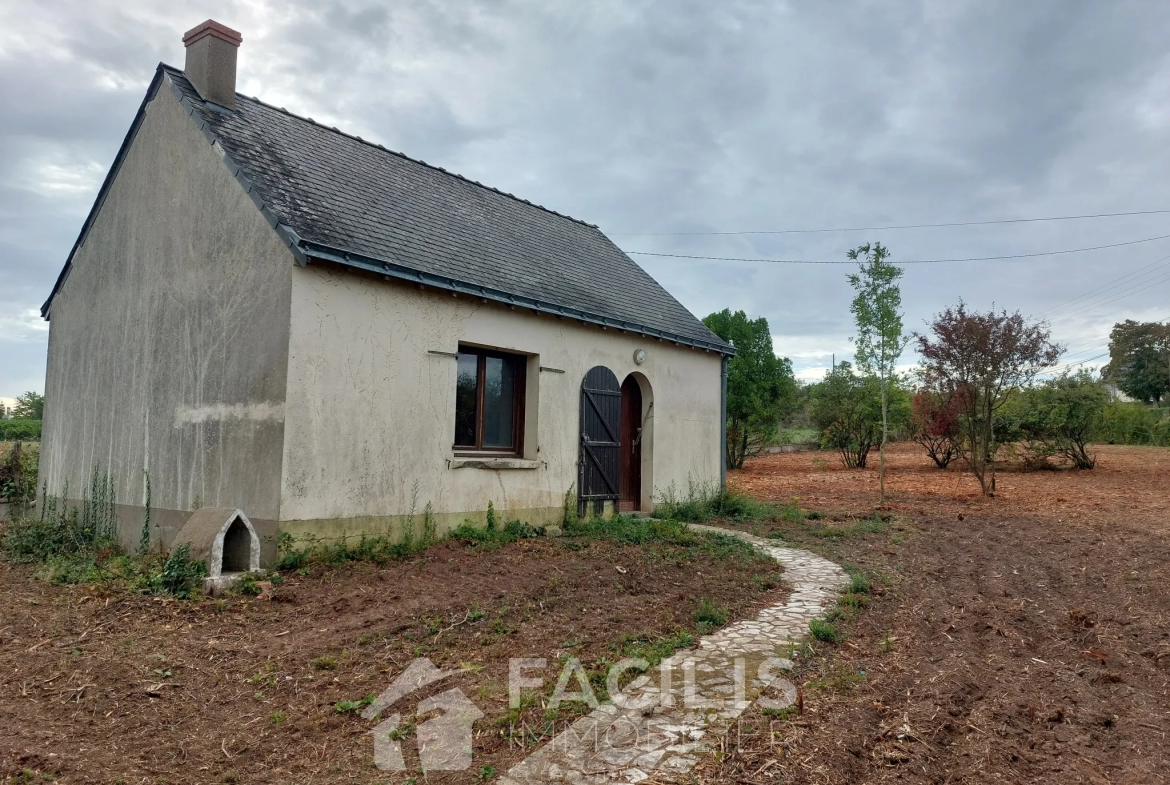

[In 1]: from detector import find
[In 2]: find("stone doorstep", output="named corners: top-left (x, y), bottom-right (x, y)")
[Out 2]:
top-left (498, 523), bottom-right (850, 785)
top-left (203, 570), bottom-right (264, 596)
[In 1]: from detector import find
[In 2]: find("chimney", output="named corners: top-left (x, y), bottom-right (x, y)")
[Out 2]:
top-left (182, 20), bottom-right (242, 109)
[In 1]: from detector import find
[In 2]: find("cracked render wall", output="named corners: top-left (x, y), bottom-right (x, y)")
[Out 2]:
top-left (39, 78), bottom-right (293, 550)
top-left (279, 263), bottom-right (723, 542)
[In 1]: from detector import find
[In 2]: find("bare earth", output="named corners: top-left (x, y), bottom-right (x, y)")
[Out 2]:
top-left (0, 535), bottom-right (784, 784)
top-left (696, 443), bottom-right (1170, 784)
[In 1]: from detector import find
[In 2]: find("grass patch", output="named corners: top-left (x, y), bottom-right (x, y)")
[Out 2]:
top-left (613, 630), bottom-right (696, 666)
top-left (654, 481), bottom-right (777, 523)
top-left (564, 515), bottom-right (760, 563)
top-left (806, 516), bottom-right (888, 539)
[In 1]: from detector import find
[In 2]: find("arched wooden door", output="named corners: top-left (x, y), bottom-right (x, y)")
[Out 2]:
top-left (579, 366), bottom-right (621, 517)
top-left (619, 376), bottom-right (642, 511)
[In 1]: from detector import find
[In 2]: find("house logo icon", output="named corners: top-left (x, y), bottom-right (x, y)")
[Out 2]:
top-left (362, 658), bottom-right (483, 771)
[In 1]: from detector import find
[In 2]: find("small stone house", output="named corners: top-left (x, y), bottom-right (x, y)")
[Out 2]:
top-left (38, 21), bottom-right (734, 558)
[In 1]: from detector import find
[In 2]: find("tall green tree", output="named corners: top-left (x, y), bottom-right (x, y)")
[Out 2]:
top-left (1104, 320), bottom-right (1169, 405)
top-left (703, 309), bottom-right (797, 469)
top-left (847, 242), bottom-right (909, 504)
top-left (11, 391), bottom-right (44, 420)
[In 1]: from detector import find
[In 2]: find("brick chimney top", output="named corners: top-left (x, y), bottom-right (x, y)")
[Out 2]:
top-left (182, 20), bottom-right (242, 109)
top-left (183, 19), bottom-right (243, 47)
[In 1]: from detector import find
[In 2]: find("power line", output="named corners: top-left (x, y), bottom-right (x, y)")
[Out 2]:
top-left (1041, 253), bottom-right (1170, 318)
top-left (1052, 268), bottom-right (1170, 323)
top-left (623, 232), bottom-right (1170, 265)
top-left (610, 208), bottom-right (1170, 236)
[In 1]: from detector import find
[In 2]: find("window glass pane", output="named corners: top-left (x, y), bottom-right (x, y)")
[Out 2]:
top-left (454, 353), bottom-right (478, 447)
top-left (482, 355), bottom-right (516, 448)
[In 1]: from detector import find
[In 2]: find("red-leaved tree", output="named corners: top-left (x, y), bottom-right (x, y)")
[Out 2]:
top-left (911, 389), bottom-right (963, 469)
top-left (916, 304), bottom-right (1063, 495)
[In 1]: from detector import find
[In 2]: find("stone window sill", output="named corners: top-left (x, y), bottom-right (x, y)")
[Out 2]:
top-left (448, 457), bottom-right (543, 470)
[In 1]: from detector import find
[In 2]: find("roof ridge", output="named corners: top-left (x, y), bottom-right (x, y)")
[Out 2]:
top-left (159, 63), bottom-right (600, 230)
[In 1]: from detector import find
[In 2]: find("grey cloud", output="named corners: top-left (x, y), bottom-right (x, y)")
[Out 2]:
top-left (3, 0), bottom-right (1170, 396)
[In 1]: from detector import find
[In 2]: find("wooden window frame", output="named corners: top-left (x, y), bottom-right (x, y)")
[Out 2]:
top-left (453, 346), bottom-right (527, 457)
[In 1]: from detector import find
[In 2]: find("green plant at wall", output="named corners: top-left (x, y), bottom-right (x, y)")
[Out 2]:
top-left (562, 486), bottom-right (580, 528)
top-left (139, 470), bottom-right (152, 556)
top-left (422, 501), bottom-right (437, 545)
top-left (486, 500), bottom-right (499, 531)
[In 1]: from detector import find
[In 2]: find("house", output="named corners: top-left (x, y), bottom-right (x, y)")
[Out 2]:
top-left (38, 20), bottom-right (734, 559)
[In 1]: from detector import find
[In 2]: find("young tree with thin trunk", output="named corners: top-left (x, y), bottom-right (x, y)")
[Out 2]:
top-left (847, 242), bottom-right (909, 504)
top-left (916, 303), bottom-right (1063, 496)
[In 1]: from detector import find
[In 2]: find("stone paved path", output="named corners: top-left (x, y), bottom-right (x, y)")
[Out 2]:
top-left (499, 524), bottom-right (849, 785)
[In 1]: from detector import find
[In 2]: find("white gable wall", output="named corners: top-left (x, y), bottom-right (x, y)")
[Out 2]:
top-left (38, 78), bottom-right (294, 548)
top-left (279, 263), bottom-right (722, 539)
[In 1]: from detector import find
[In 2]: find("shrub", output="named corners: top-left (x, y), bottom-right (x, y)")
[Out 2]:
top-left (0, 419), bottom-right (41, 441)
top-left (910, 389), bottom-right (962, 469)
top-left (809, 618), bottom-right (843, 643)
top-left (809, 363), bottom-right (910, 469)
top-left (1093, 402), bottom-right (1170, 446)
top-left (1000, 372), bottom-right (1109, 469)
top-left (0, 441), bottom-right (38, 503)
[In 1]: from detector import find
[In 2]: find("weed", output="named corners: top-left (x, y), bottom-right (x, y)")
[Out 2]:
top-left (234, 572), bottom-right (262, 596)
top-left (696, 597), bottom-right (729, 628)
top-left (334, 694), bottom-right (376, 713)
top-left (809, 618), bottom-right (843, 644)
top-left (879, 631), bottom-right (896, 653)
top-left (154, 544), bottom-right (207, 599)
top-left (477, 766), bottom-right (497, 781)
top-left (311, 655), bottom-right (338, 671)
top-left (809, 662), bottom-right (866, 693)
top-left (270, 712), bottom-right (288, 725)
top-left (845, 568), bottom-right (872, 595)
top-left (451, 519), bottom-right (544, 550)
top-left (762, 705), bottom-right (799, 720)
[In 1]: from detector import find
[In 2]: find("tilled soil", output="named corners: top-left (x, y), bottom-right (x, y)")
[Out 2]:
top-left (696, 444), bottom-right (1170, 784)
top-left (0, 534), bottom-right (786, 784)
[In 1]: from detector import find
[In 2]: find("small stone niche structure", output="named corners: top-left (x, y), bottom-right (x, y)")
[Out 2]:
top-left (171, 507), bottom-right (261, 593)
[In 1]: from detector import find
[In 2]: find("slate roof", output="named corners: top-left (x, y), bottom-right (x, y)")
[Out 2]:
top-left (44, 63), bottom-right (731, 354)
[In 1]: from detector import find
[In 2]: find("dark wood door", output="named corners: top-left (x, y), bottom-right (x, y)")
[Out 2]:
top-left (579, 366), bottom-right (621, 516)
top-left (619, 376), bottom-right (642, 511)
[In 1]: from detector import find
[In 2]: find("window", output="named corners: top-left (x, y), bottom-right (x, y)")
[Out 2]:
top-left (454, 346), bottom-right (526, 454)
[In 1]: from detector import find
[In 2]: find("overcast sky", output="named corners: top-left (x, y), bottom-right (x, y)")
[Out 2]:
top-left (3, 0), bottom-right (1170, 397)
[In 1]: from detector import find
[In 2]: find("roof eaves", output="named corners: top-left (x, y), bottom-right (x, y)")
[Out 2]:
top-left (300, 241), bottom-right (736, 356)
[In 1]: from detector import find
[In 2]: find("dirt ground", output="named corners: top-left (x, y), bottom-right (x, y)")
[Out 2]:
top-left (0, 533), bottom-right (785, 784)
top-left (695, 443), bottom-right (1170, 785)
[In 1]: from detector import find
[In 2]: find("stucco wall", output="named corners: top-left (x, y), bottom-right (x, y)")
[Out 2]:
top-left (39, 77), bottom-right (293, 547)
top-left (280, 263), bottom-right (723, 539)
